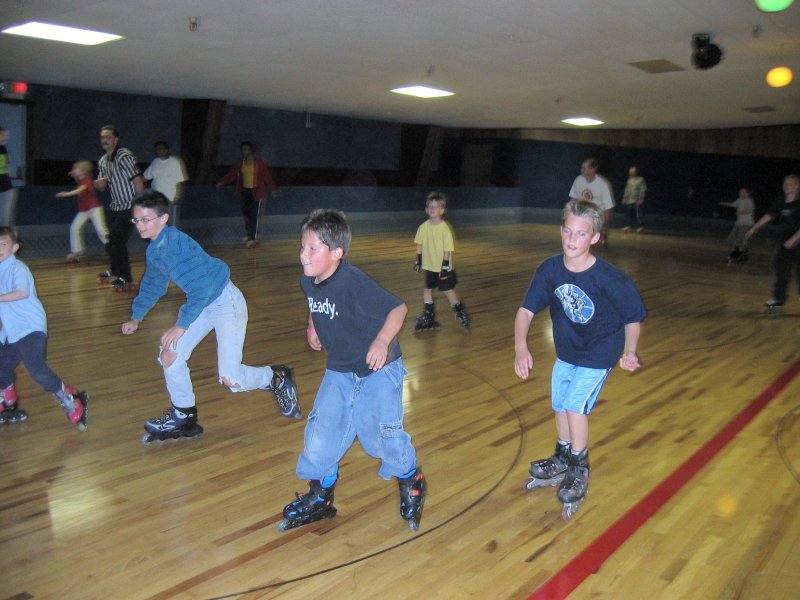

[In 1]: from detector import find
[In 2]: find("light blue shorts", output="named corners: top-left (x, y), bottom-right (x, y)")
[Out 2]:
top-left (551, 358), bottom-right (612, 415)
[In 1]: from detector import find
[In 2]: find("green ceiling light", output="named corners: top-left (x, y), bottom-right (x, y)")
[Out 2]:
top-left (754, 0), bottom-right (794, 12)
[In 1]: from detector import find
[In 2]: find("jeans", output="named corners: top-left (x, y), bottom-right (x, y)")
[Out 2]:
top-left (161, 281), bottom-right (272, 408)
top-left (0, 331), bottom-right (62, 393)
top-left (296, 357), bottom-right (417, 482)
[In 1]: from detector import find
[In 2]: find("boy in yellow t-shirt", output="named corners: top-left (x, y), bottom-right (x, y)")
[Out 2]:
top-left (413, 192), bottom-right (470, 333)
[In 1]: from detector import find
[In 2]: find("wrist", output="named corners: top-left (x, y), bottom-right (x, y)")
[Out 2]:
top-left (307, 328), bottom-right (316, 334)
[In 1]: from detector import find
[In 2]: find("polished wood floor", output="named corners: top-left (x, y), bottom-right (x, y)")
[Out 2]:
top-left (2, 222), bottom-right (799, 600)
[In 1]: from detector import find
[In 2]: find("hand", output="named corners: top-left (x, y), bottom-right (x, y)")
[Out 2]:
top-left (307, 329), bottom-right (323, 351)
top-left (414, 253), bottom-right (422, 273)
top-left (366, 338), bottom-right (389, 371)
top-left (121, 319), bottom-right (140, 335)
top-left (439, 269), bottom-right (450, 280)
top-left (514, 349), bottom-right (534, 379)
top-left (160, 325), bottom-right (186, 351)
top-left (619, 351), bottom-right (641, 372)
top-left (55, 191), bottom-right (66, 198)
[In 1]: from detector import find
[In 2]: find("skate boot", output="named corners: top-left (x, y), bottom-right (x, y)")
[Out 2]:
top-left (764, 299), bottom-right (784, 315)
top-left (111, 277), bottom-right (137, 293)
top-left (557, 448), bottom-right (590, 521)
top-left (142, 405), bottom-right (203, 444)
top-left (0, 385), bottom-right (27, 424)
top-left (266, 365), bottom-right (302, 419)
top-left (524, 441), bottom-right (570, 491)
top-left (452, 302), bottom-right (471, 333)
top-left (413, 303), bottom-right (439, 333)
top-left (278, 479), bottom-right (337, 531)
top-left (66, 252), bottom-right (84, 264)
top-left (398, 467), bottom-right (426, 531)
top-left (97, 269), bottom-right (115, 283)
top-left (55, 384), bottom-right (88, 431)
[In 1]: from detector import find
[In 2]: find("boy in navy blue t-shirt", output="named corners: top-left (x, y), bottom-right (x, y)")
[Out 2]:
top-left (278, 208), bottom-right (426, 532)
top-left (514, 199), bottom-right (646, 520)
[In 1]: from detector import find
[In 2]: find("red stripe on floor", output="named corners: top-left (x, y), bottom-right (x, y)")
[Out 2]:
top-left (529, 357), bottom-right (800, 600)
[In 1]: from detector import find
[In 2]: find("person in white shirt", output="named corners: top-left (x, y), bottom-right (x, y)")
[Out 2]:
top-left (144, 141), bottom-right (188, 227)
top-left (568, 158), bottom-right (615, 247)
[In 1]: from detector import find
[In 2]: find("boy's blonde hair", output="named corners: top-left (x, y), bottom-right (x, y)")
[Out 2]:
top-left (562, 199), bottom-right (602, 234)
top-left (426, 191), bottom-right (447, 208)
top-left (74, 160), bottom-right (94, 178)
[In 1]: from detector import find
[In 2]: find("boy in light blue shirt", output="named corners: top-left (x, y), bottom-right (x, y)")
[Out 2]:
top-left (120, 190), bottom-right (300, 443)
top-left (0, 226), bottom-right (88, 428)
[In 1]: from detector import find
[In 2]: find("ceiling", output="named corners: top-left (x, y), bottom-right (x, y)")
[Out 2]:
top-left (0, 0), bottom-right (798, 130)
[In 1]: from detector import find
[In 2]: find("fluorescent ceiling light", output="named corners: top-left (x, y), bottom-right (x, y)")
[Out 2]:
top-left (2, 22), bottom-right (123, 45)
top-left (391, 86), bottom-right (454, 98)
top-left (561, 117), bottom-right (604, 126)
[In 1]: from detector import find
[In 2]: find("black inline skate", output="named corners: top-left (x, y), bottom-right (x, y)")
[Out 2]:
top-left (56, 384), bottom-right (88, 431)
top-left (0, 384), bottom-right (27, 424)
top-left (266, 364), bottom-right (302, 419)
top-left (142, 405), bottom-right (203, 444)
top-left (413, 303), bottom-right (439, 333)
top-left (764, 299), bottom-right (784, 315)
top-left (557, 448), bottom-right (590, 521)
top-left (727, 248), bottom-right (748, 265)
top-left (278, 479), bottom-right (337, 531)
top-left (398, 467), bottom-right (426, 531)
top-left (452, 302), bottom-right (471, 333)
top-left (523, 441), bottom-right (571, 491)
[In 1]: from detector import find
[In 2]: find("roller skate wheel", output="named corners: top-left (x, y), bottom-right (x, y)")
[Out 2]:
top-left (77, 420), bottom-right (88, 432)
top-left (408, 519), bottom-right (419, 532)
top-left (561, 497), bottom-right (585, 521)
top-left (277, 519), bottom-right (291, 532)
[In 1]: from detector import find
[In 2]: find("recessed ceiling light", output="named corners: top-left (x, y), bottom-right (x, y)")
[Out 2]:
top-left (390, 86), bottom-right (454, 98)
top-left (562, 117), bottom-right (604, 127)
top-left (2, 21), bottom-right (123, 45)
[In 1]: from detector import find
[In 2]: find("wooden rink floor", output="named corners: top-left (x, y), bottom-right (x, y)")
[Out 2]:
top-left (2, 222), bottom-right (799, 600)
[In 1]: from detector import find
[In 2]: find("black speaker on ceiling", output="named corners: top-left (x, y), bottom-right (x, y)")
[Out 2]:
top-left (692, 33), bottom-right (723, 70)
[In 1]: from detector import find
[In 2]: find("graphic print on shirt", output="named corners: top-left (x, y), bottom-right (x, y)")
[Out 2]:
top-left (308, 297), bottom-right (337, 320)
top-left (580, 188), bottom-right (594, 202)
top-left (555, 283), bottom-right (595, 324)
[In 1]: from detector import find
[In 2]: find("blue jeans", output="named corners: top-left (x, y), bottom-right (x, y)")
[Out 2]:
top-left (161, 281), bottom-right (272, 408)
top-left (296, 358), bottom-right (417, 481)
top-left (0, 331), bottom-right (62, 393)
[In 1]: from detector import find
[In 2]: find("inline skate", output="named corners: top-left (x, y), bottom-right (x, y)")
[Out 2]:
top-left (56, 384), bottom-right (89, 431)
top-left (142, 405), bottom-right (203, 444)
top-left (278, 479), bottom-right (337, 531)
top-left (266, 364), bottom-right (302, 419)
top-left (413, 303), bottom-right (439, 333)
top-left (97, 269), bottom-right (115, 283)
top-left (0, 384), bottom-right (27, 424)
top-left (764, 299), bottom-right (784, 315)
top-left (398, 467), bottom-right (426, 531)
top-left (452, 302), bottom-right (471, 333)
top-left (557, 448), bottom-right (590, 521)
top-left (524, 441), bottom-right (570, 491)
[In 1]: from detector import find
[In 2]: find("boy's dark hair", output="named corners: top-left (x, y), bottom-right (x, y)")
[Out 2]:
top-left (101, 124), bottom-right (119, 137)
top-left (426, 191), bottom-right (448, 208)
top-left (301, 209), bottom-right (351, 255)
top-left (0, 225), bottom-right (18, 244)
top-left (240, 141), bottom-right (254, 152)
top-left (562, 199), bottom-right (602, 234)
top-left (154, 141), bottom-right (169, 150)
top-left (134, 189), bottom-right (170, 216)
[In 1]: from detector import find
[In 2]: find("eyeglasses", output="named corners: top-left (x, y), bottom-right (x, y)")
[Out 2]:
top-left (130, 216), bottom-right (160, 225)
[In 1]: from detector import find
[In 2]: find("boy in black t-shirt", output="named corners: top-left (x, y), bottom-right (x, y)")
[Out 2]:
top-left (514, 199), bottom-right (646, 520)
top-left (278, 209), bottom-right (426, 532)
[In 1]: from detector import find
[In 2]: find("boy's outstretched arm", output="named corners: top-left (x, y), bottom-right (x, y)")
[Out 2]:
top-left (366, 303), bottom-right (407, 371)
top-left (619, 322), bottom-right (641, 371)
top-left (514, 307), bottom-right (535, 379)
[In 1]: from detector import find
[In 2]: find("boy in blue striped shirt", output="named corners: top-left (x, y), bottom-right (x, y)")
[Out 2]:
top-left (120, 190), bottom-right (300, 443)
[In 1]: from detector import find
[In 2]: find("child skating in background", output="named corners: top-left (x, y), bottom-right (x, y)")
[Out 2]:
top-left (718, 187), bottom-right (754, 264)
top-left (120, 190), bottom-right (300, 444)
top-left (279, 208), bottom-right (425, 532)
top-left (56, 160), bottom-right (109, 263)
top-left (413, 191), bottom-right (470, 333)
top-left (0, 226), bottom-right (88, 428)
top-left (514, 199), bottom-right (646, 520)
